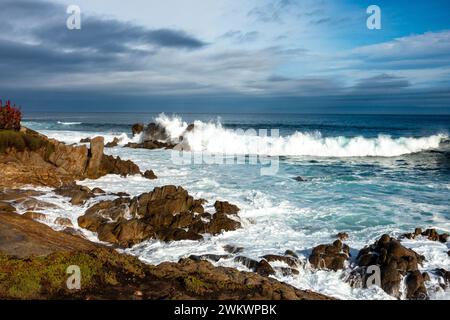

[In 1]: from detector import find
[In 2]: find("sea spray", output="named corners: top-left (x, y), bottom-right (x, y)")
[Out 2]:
top-left (155, 114), bottom-right (447, 157)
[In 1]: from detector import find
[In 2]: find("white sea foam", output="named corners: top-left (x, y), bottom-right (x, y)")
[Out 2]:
top-left (39, 130), bottom-right (141, 146)
top-left (154, 114), bottom-right (447, 157)
top-left (57, 121), bottom-right (82, 125)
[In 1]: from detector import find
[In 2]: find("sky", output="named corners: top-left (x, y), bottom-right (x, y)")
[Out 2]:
top-left (1, 0), bottom-right (450, 114)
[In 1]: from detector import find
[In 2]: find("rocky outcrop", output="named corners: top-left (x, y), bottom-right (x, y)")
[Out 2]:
top-left (401, 227), bottom-right (448, 243)
top-left (132, 123), bottom-right (144, 136)
top-left (0, 128), bottom-right (142, 187)
top-left (0, 209), bottom-right (330, 300)
top-left (309, 240), bottom-right (350, 271)
top-left (54, 182), bottom-right (96, 205)
top-left (356, 234), bottom-right (427, 299)
top-left (105, 137), bottom-right (119, 148)
top-left (126, 122), bottom-right (196, 150)
top-left (0, 210), bottom-right (98, 258)
top-left (77, 186), bottom-right (241, 247)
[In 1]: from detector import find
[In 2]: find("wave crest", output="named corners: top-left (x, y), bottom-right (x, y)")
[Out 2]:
top-left (154, 114), bottom-right (447, 157)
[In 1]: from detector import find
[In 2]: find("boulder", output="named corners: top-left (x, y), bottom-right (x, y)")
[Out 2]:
top-left (100, 154), bottom-right (141, 177)
top-left (262, 254), bottom-right (300, 268)
top-left (223, 245), bottom-right (244, 254)
top-left (233, 256), bottom-right (275, 277)
top-left (336, 232), bottom-right (349, 241)
top-left (309, 240), bottom-right (350, 271)
top-left (132, 123), bottom-right (144, 136)
top-left (356, 234), bottom-right (426, 298)
top-left (214, 201), bottom-right (240, 215)
top-left (105, 137), bottom-right (120, 148)
top-left (54, 182), bottom-right (95, 205)
top-left (405, 271), bottom-right (429, 300)
top-left (293, 176), bottom-right (307, 182)
top-left (143, 170), bottom-right (157, 180)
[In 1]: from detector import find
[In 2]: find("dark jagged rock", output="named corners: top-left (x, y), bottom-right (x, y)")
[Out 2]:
top-left (293, 176), bottom-right (307, 182)
top-left (214, 200), bottom-right (240, 215)
top-left (400, 227), bottom-right (448, 243)
top-left (234, 256), bottom-right (275, 277)
top-left (263, 254), bottom-right (301, 268)
top-left (77, 186), bottom-right (241, 247)
top-left (143, 169), bottom-right (157, 180)
top-left (405, 271), bottom-right (429, 300)
top-left (223, 245), bottom-right (244, 254)
top-left (105, 137), bottom-right (120, 148)
top-left (284, 250), bottom-right (299, 258)
top-left (132, 123), bottom-right (144, 136)
top-left (336, 232), bottom-right (349, 241)
top-left (356, 234), bottom-right (426, 298)
top-left (433, 268), bottom-right (450, 289)
top-left (100, 154), bottom-right (141, 177)
top-left (125, 140), bottom-right (175, 150)
top-left (80, 137), bottom-right (91, 143)
top-left (309, 240), bottom-right (350, 271)
top-left (92, 187), bottom-right (105, 194)
top-left (188, 254), bottom-right (231, 262)
top-left (54, 182), bottom-right (95, 205)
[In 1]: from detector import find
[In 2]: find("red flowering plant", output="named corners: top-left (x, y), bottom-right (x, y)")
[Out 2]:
top-left (0, 100), bottom-right (22, 131)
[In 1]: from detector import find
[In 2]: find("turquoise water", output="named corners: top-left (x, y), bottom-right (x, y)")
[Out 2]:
top-left (22, 112), bottom-right (450, 299)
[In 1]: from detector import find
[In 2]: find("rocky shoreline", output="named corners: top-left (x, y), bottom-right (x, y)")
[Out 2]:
top-left (1, 125), bottom-right (449, 300)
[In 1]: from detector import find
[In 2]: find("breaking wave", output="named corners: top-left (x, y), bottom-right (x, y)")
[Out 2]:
top-left (155, 114), bottom-right (447, 157)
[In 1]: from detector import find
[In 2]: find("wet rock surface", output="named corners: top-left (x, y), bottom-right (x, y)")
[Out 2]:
top-left (400, 227), bottom-right (449, 243)
top-left (77, 185), bottom-right (242, 247)
top-left (356, 234), bottom-right (427, 299)
top-left (143, 169), bottom-right (157, 180)
top-left (309, 240), bottom-right (350, 271)
top-left (0, 209), bottom-right (329, 300)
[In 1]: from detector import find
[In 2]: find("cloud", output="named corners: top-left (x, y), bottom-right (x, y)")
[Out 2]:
top-left (350, 31), bottom-right (450, 70)
top-left (0, 0), bottom-right (450, 112)
top-left (220, 30), bottom-right (259, 43)
top-left (354, 74), bottom-right (411, 91)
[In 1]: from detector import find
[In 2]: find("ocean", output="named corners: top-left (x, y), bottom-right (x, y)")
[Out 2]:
top-left (22, 112), bottom-right (450, 300)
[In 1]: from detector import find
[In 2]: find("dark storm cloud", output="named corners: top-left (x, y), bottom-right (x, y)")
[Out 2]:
top-left (0, 0), bottom-right (207, 89)
top-left (354, 74), bottom-right (411, 91)
top-left (33, 18), bottom-right (206, 53)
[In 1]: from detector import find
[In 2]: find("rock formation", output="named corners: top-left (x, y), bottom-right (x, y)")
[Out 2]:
top-left (356, 234), bottom-right (427, 299)
top-left (77, 186), bottom-right (242, 247)
top-left (0, 128), bottom-right (142, 187)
